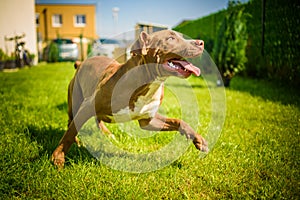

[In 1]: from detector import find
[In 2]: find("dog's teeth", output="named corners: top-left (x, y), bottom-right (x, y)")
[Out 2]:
top-left (168, 62), bottom-right (175, 68)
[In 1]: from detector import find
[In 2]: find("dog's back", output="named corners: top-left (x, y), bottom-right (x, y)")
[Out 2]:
top-left (74, 56), bottom-right (120, 98)
top-left (68, 56), bottom-right (120, 122)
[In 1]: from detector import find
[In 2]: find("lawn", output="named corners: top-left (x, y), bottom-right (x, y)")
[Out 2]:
top-left (0, 62), bottom-right (299, 199)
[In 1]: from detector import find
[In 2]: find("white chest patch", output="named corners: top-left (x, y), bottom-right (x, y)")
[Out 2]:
top-left (109, 82), bottom-right (163, 123)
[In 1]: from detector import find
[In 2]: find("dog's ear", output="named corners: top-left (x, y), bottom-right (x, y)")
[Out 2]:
top-left (130, 31), bottom-right (150, 56)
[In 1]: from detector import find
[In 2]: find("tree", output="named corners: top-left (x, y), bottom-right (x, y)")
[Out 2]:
top-left (213, 0), bottom-right (249, 87)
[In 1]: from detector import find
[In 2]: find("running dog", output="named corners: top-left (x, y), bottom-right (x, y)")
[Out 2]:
top-left (51, 30), bottom-right (208, 168)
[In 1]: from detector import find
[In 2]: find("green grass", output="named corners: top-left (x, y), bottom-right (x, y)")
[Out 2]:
top-left (0, 63), bottom-right (299, 199)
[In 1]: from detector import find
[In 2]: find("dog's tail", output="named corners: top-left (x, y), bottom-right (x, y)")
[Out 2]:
top-left (74, 61), bottom-right (82, 70)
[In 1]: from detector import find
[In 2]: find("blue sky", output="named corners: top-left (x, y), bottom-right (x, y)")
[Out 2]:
top-left (36, 0), bottom-right (249, 39)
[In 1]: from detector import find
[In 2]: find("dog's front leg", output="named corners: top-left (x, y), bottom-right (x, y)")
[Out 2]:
top-left (139, 114), bottom-right (208, 152)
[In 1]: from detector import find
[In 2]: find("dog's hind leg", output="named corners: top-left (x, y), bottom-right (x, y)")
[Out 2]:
top-left (68, 74), bottom-right (85, 147)
top-left (51, 97), bottom-right (95, 169)
top-left (67, 78), bottom-right (75, 127)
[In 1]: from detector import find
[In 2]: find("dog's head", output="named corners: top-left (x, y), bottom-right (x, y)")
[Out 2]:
top-left (130, 30), bottom-right (204, 78)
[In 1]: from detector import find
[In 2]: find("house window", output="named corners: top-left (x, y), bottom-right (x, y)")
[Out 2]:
top-left (52, 14), bottom-right (62, 27)
top-left (74, 14), bottom-right (86, 27)
top-left (36, 13), bottom-right (40, 26)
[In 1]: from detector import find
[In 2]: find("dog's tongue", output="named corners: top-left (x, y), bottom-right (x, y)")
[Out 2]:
top-left (173, 60), bottom-right (201, 76)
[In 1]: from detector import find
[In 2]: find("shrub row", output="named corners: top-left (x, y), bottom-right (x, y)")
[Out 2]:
top-left (174, 0), bottom-right (300, 87)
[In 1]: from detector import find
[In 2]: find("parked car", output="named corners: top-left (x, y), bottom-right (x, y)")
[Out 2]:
top-left (92, 38), bottom-right (125, 58)
top-left (44, 38), bottom-right (79, 62)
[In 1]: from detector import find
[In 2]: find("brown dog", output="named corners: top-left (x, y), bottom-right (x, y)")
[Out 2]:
top-left (51, 30), bottom-right (208, 168)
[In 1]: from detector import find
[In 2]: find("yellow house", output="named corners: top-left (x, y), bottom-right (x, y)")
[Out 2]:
top-left (35, 4), bottom-right (97, 60)
top-left (135, 22), bottom-right (168, 40)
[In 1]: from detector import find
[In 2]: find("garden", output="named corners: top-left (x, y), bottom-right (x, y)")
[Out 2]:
top-left (0, 62), bottom-right (299, 199)
top-left (0, 0), bottom-right (299, 199)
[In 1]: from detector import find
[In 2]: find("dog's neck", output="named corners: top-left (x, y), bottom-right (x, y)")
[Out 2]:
top-left (125, 54), bottom-right (165, 81)
top-left (99, 54), bottom-right (165, 88)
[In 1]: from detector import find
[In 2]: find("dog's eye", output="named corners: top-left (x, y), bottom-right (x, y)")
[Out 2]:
top-left (167, 36), bottom-right (175, 42)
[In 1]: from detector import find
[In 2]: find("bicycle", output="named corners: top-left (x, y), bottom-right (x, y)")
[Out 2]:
top-left (5, 33), bottom-right (31, 67)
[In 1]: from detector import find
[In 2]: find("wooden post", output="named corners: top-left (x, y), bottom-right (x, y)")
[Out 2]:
top-left (42, 9), bottom-right (48, 42)
top-left (80, 33), bottom-right (84, 61)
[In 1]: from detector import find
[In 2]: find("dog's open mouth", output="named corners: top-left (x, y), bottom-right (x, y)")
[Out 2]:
top-left (162, 59), bottom-right (201, 77)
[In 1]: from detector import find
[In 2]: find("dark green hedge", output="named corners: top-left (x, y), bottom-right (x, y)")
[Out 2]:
top-left (174, 0), bottom-right (300, 87)
top-left (246, 0), bottom-right (300, 86)
top-left (173, 10), bottom-right (226, 53)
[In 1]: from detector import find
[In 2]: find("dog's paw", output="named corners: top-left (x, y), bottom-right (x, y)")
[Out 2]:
top-left (193, 134), bottom-right (209, 153)
top-left (51, 150), bottom-right (65, 170)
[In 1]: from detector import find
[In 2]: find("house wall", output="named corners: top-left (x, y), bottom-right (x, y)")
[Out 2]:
top-left (35, 4), bottom-right (97, 40)
top-left (0, 0), bottom-right (37, 64)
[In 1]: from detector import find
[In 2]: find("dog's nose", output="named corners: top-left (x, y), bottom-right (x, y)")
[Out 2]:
top-left (195, 40), bottom-right (204, 48)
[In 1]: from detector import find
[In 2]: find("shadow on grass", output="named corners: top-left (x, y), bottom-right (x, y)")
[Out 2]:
top-left (229, 76), bottom-right (300, 108)
top-left (56, 101), bottom-right (68, 113)
top-left (27, 125), bottom-right (95, 166)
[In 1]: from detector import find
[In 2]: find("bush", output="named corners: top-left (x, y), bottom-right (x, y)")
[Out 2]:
top-left (87, 42), bottom-right (93, 57)
top-left (0, 49), bottom-right (7, 61)
top-left (212, 0), bottom-right (249, 86)
top-left (173, 0), bottom-right (300, 87)
top-left (47, 42), bottom-right (59, 63)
